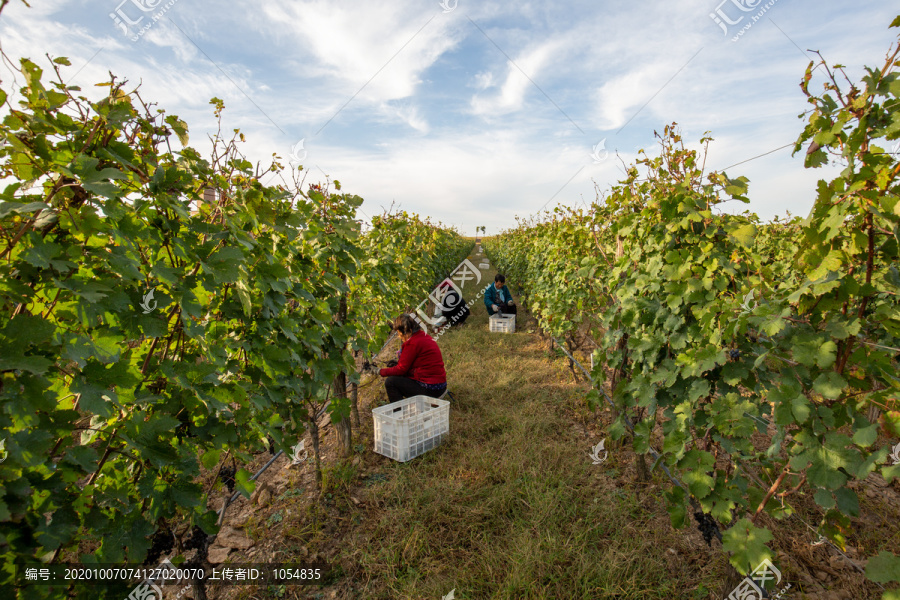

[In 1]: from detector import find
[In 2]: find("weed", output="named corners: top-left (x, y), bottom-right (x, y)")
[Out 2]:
top-left (277, 487), bottom-right (305, 502)
top-left (321, 461), bottom-right (357, 497)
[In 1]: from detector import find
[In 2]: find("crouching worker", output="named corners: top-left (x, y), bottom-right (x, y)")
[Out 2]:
top-left (379, 314), bottom-right (447, 402)
top-left (439, 280), bottom-right (470, 327)
top-left (484, 274), bottom-right (516, 317)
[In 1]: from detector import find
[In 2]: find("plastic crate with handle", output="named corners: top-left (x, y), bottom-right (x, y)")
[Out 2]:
top-left (373, 396), bottom-right (450, 462)
top-left (489, 313), bottom-right (515, 333)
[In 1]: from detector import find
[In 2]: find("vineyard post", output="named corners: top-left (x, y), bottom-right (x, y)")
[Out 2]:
top-left (332, 367), bottom-right (352, 458)
top-left (634, 445), bottom-right (650, 483)
top-left (350, 382), bottom-right (360, 428)
top-left (307, 400), bottom-right (324, 488)
top-left (607, 333), bottom-right (628, 450)
top-left (333, 273), bottom-right (352, 458)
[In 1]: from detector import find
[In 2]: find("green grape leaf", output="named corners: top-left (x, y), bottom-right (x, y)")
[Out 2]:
top-left (721, 518), bottom-right (774, 575)
top-left (812, 372), bottom-right (848, 400)
top-left (234, 468), bottom-right (256, 498)
top-left (866, 551), bottom-right (900, 583)
top-left (833, 487), bottom-right (859, 517)
top-left (814, 488), bottom-right (835, 509)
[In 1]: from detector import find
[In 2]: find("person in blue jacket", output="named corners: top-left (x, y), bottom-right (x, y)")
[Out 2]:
top-left (484, 274), bottom-right (516, 316)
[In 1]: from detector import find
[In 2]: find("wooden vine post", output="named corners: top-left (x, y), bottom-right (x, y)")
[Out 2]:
top-left (333, 274), bottom-right (353, 458)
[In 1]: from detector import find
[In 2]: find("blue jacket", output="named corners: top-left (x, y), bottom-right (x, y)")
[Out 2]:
top-left (484, 283), bottom-right (513, 314)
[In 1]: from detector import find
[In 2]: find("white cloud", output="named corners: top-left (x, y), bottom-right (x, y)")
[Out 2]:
top-left (472, 70), bottom-right (493, 90)
top-left (393, 104), bottom-right (430, 134)
top-left (469, 38), bottom-right (562, 116)
top-left (257, 1), bottom-right (461, 103)
top-left (592, 64), bottom-right (671, 132)
top-left (143, 22), bottom-right (199, 64)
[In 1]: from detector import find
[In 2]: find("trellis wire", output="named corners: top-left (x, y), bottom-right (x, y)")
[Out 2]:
top-left (217, 450), bottom-right (286, 522)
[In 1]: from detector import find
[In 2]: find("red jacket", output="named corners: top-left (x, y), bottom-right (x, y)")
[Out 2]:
top-left (379, 330), bottom-right (446, 384)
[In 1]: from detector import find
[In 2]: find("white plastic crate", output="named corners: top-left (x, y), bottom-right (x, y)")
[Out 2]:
top-left (373, 395), bottom-right (450, 462)
top-left (479, 263), bottom-right (490, 270)
top-left (489, 314), bottom-right (516, 333)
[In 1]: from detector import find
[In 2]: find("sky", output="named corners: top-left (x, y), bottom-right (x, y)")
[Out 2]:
top-left (0, 0), bottom-right (897, 236)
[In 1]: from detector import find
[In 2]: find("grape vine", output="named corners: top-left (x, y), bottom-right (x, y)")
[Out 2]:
top-left (485, 19), bottom-right (900, 597)
top-left (0, 53), bottom-right (469, 597)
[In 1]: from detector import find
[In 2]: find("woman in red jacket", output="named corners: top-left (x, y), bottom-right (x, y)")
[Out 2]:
top-left (379, 314), bottom-right (447, 402)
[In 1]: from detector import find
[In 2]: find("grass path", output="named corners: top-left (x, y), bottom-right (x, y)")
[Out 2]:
top-left (322, 252), bottom-right (726, 600)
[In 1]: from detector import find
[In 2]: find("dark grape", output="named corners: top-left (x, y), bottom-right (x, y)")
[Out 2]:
top-left (693, 510), bottom-right (720, 547)
top-left (143, 528), bottom-right (174, 565)
top-left (219, 466), bottom-right (236, 492)
top-left (175, 410), bottom-right (194, 440)
top-left (147, 377), bottom-right (168, 394)
top-left (183, 525), bottom-right (209, 552)
top-left (728, 349), bottom-right (741, 361)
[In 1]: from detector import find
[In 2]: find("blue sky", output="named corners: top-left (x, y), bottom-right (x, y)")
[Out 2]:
top-left (1, 0), bottom-right (897, 235)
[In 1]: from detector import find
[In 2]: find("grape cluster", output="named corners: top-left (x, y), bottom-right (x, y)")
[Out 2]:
top-left (219, 466), bottom-right (236, 492)
top-left (147, 377), bottom-right (168, 394)
top-left (693, 510), bottom-right (720, 547)
top-left (175, 424), bottom-right (190, 440)
top-left (175, 411), bottom-right (194, 441)
top-left (183, 525), bottom-right (211, 556)
top-left (266, 435), bottom-right (276, 456)
top-left (728, 349), bottom-right (741, 361)
top-left (143, 528), bottom-right (174, 565)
